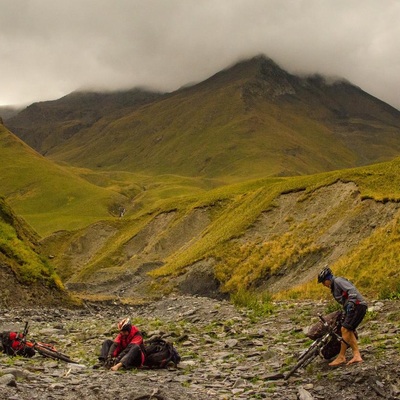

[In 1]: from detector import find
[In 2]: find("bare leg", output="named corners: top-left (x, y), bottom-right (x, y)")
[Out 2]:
top-left (111, 362), bottom-right (123, 371)
top-left (343, 328), bottom-right (363, 365)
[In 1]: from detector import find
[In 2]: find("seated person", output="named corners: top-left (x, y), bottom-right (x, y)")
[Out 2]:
top-left (96, 317), bottom-right (145, 370)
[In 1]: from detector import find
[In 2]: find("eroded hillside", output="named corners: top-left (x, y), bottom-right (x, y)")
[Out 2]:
top-left (41, 180), bottom-right (400, 302)
top-left (230, 181), bottom-right (399, 294)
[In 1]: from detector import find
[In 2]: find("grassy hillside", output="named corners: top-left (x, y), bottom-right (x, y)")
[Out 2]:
top-left (0, 197), bottom-right (57, 284)
top-left (50, 83), bottom-right (355, 179)
top-left (153, 159), bottom-right (400, 300)
top-left (5, 89), bottom-right (162, 153)
top-left (0, 124), bottom-right (127, 236)
top-left (2, 112), bottom-right (400, 301)
top-left (0, 196), bottom-right (73, 307)
top-left (44, 156), bottom-right (400, 303)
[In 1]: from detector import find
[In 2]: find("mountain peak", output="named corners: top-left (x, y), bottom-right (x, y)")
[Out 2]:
top-left (184, 54), bottom-right (293, 96)
top-left (242, 55), bottom-right (297, 99)
top-left (6, 54), bottom-right (400, 180)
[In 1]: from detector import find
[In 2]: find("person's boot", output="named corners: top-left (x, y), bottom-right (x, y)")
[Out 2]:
top-left (92, 358), bottom-right (105, 369)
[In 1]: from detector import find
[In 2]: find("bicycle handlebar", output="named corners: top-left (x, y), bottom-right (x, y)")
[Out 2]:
top-left (317, 314), bottom-right (329, 327)
top-left (23, 321), bottom-right (29, 337)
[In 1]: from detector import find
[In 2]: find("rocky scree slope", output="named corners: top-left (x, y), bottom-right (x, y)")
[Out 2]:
top-left (0, 296), bottom-right (399, 399)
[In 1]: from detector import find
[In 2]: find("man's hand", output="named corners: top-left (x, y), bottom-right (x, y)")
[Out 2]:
top-left (105, 356), bottom-right (117, 369)
top-left (346, 301), bottom-right (355, 314)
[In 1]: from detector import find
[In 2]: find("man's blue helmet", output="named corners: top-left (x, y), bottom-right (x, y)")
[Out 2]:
top-left (317, 266), bottom-right (333, 283)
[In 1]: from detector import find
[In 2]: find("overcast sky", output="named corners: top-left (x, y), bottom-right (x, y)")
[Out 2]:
top-left (1, 0), bottom-right (399, 109)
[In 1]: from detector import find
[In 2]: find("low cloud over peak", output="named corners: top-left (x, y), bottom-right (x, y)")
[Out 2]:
top-left (1, 0), bottom-right (399, 110)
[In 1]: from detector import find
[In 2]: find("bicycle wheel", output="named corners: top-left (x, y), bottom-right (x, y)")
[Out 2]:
top-left (284, 335), bottom-right (327, 380)
top-left (35, 345), bottom-right (75, 363)
top-left (284, 348), bottom-right (319, 380)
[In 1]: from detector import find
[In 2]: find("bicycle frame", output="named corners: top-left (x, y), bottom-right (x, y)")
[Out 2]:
top-left (284, 314), bottom-right (344, 380)
top-left (17, 322), bottom-right (76, 363)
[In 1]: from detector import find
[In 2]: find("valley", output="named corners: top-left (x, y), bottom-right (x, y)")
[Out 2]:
top-left (0, 54), bottom-right (399, 331)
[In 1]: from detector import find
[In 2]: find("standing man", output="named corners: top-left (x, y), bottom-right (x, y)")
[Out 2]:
top-left (317, 267), bottom-right (368, 366)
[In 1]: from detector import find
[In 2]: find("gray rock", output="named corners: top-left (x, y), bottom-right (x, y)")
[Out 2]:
top-left (298, 387), bottom-right (314, 400)
top-left (0, 373), bottom-right (16, 387)
top-left (0, 297), bottom-right (398, 400)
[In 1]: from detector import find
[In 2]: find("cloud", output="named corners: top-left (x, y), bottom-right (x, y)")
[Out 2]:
top-left (1, 0), bottom-right (399, 109)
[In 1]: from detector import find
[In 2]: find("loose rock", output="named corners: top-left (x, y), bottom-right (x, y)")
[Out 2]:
top-left (0, 297), bottom-right (398, 399)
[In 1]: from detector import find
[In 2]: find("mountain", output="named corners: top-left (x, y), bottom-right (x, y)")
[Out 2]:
top-left (5, 88), bottom-right (163, 155)
top-left (6, 55), bottom-right (400, 181)
top-left (0, 105), bottom-right (22, 121)
top-left (3, 55), bottom-right (400, 304)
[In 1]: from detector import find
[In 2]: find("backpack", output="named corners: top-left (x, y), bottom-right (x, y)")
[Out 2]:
top-left (306, 310), bottom-right (342, 340)
top-left (320, 335), bottom-right (342, 360)
top-left (0, 331), bottom-right (19, 354)
top-left (143, 337), bottom-right (181, 369)
top-left (0, 331), bottom-right (35, 357)
top-left (305, 311), bottom-right (342, 360)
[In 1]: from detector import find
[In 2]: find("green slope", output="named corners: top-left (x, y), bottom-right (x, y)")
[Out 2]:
top-left (3, 111), bottom-right (400, 300)
top-left (0, 197), bottom-right (53, 283)
top-left (51, 84), bottom-right (355, 179)
top-left (0, 124), bottom-right (126, 236)
top-left (0, 196), bottom-right (76, 307)
top-left (53, 156), bottom-right (400, 301)
top-left (148, 157), bottom-right (400, 299)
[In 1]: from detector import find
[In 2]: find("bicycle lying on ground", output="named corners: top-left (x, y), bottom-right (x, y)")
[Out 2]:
top-left (18, 322), bottom-right (76, 363)
top-left (284, 313), bottom-right (346, 380)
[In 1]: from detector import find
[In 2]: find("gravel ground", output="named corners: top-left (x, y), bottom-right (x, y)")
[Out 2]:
top-left (0, 296), bottom-right (399, 399)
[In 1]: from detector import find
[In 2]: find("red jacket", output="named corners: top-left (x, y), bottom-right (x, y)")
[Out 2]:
top-left (112, 326), bottom-right (145, 365)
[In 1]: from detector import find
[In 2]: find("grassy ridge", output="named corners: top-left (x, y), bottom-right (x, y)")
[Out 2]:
top-left (62, 156), bottom-right (400, 300)
top-left (0, 197), bottom-right (62, 287)
top-left (0, 125), bottom-right (126, 236)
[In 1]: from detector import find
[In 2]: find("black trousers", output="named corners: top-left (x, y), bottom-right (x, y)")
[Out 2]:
top-left (99, 339), bottom-right (142, 369)
top-left (343, 304), bottom-right (367, 331)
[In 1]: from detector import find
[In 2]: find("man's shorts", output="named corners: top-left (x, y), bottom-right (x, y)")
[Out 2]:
top-left (342, 304), bottom-right (367, 331)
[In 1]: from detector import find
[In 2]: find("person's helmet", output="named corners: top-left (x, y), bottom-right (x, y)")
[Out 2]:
top-left (317, 266), bottom-right (333, 283)
top-left (118, 317), bottom-right (132, 332)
